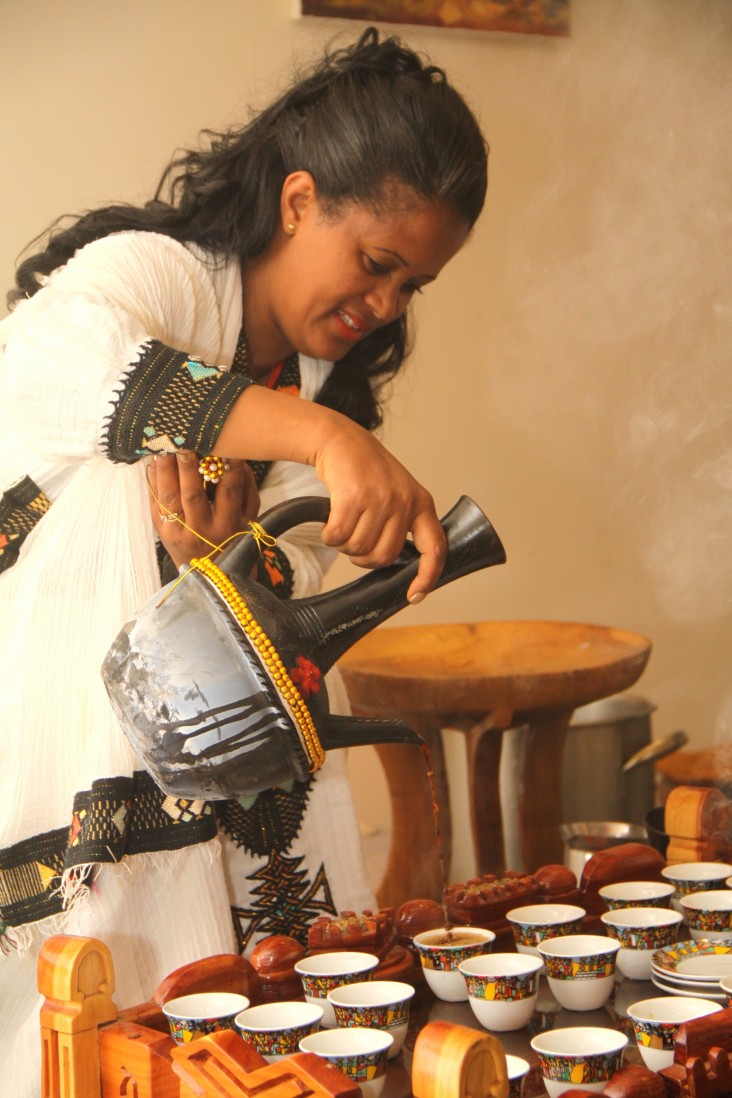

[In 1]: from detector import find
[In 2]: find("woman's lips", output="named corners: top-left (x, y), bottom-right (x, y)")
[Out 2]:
top-left (334, 308), bottom-right (369, 343)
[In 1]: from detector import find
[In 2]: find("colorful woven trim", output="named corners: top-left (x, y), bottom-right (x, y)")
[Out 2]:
top-left (190, 556), bottom-right (326, 772)
top-left (256, 543), bottom-right (295, 600)
top-left (0, 771), bottom-right (217, 929)
top-left (0, 475), bottom-right (51, 574)
top-left (102, 339), bottom-right (254, 463)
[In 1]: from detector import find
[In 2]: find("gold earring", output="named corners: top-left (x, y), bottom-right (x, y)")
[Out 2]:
top-left (286, 222), bottom-right (296, 234)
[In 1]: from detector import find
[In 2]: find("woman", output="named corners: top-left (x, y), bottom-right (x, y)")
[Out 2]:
top-left (0, 26), bottom-right (487, 1091)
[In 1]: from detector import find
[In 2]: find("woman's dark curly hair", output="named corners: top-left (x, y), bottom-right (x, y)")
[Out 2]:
top-left (9, 28), bottom-right (488, 430)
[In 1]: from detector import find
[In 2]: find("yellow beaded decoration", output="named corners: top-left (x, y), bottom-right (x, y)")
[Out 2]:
top-left (190, 555), bottom-right (326, 772)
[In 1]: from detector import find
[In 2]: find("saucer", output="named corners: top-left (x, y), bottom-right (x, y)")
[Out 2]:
top-left (652, 938), bottom-right (732, 980)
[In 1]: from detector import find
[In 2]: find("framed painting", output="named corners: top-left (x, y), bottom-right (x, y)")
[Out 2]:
top-left (299, 1), bottom-right (570, 38)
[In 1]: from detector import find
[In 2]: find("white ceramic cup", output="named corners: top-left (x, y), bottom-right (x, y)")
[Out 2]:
top-left (680, 889), bottom-right (732, 941)
top-left (506, 904), bottom-right (586, 958)
top-left (537, 934), bottom-right (621, 1011)
top-left (327, 979), bottom-right (415, 1057)
top-left (458, 953), bottom-right (543, 1032)
top-left (598, 880), bottom-right (675, 910)
top-left (294, 951), bottom-right (379, 1027)
top-left (506, 1054), bottom-right (530, 1098)
top-left (300, 1026), bottom-right (393, 1098)
top-left (413, 926), bottom-right (496, 1002)
top-left (234, 1001), bottom-right (323, 1061)
top-left (162, 991), bottom-right (251, 1044)
top-left (600, 905), bottom-right (684, 979)
top-left (627, 996), bottom-right (722, 1071)
top-left (531, 1027), bottom-right (628, 1098)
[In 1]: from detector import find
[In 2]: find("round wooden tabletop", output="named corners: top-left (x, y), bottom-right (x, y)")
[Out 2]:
top-left (338, 620), bottom-right (652, 720)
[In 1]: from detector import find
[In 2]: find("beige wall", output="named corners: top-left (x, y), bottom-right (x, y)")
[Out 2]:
top-left (2, 0), bottom-right (730, 776)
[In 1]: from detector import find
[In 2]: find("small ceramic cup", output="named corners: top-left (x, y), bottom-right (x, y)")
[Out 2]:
top-left (661, 863), bottom-right (732, 909)
top-left (458, 953), bottom-right (543, 1032)
top-left (294, 951), bottom-right (379, 1027)
top-left (506, 904), bottom-right (586, 958)
top-left (627, 996), bottom-right (722, 1071)
top-left (328, 980), bottom-right (415, 1058)
top-left (680, 890), bottom-right (732, 941)
top-left (234, 1001), bottom-right (323, 1062)
top-left (300, 1027), bottom-right (393, 1098)
top-left (537, 934), bottom-right (621, 1012)
top-left (721, 974), bottom-right (732, 1006)
top-left (598, 880), bottom-right (675, 911)
top-left (413, 926), bottom-right (496, 1002)
top-left (162, 991), bottom-right (251, 1045)
top-left (506, 1054), bottom-right (531, 1098)
top-left (530, 1027), bottom-right (628, 1098)
top-left (600, 906), bottom-right (684, 979)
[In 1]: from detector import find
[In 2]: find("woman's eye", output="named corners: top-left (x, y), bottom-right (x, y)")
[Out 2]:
top-left (364, 254), bottom-right (390, 276)
top-left (404, 282), bottom-right (423, 296)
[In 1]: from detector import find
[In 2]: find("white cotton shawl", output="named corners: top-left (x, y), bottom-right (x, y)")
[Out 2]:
top-left (0, 233), bottom-right (375, 1097)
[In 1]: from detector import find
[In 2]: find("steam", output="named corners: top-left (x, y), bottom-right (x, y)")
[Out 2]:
top-left (485, 2), bottom-right (731, 742)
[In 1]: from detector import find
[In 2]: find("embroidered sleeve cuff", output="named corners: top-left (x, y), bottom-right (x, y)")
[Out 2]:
top-left (102, 339), bottom-right (254, 462)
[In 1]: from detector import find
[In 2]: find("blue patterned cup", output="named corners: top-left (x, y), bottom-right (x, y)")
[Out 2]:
top-left (531, 1027), bottom-right (627, 1097)
top-left (162, 991), bottom-right (250, 1044)
top-left (300, 1027), bottom-right (393, 1098)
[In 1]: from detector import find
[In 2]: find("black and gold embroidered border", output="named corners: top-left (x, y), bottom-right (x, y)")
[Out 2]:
top-left (0, 475), bottom-right (51, 574)
top-left (102, 339), bottom-right (253, 463)
top-left (0, 770), bottom-right (217, 928)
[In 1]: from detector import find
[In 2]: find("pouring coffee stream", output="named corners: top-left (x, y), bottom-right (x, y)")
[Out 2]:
top-left (102, 495), bottom-right (506, 800)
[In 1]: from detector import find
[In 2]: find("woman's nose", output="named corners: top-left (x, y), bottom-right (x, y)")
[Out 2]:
top-left (364, 280), bottom-right (402, 323)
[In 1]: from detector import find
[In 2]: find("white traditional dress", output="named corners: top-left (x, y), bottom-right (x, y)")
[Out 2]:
top-left (0, 231), bottom-right (375, 1095)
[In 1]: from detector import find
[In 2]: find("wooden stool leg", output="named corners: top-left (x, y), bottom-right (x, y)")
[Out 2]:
top-left (519, 710), bottom-right (572, 871)
top-left (465, 719), bottom-right (505, 875)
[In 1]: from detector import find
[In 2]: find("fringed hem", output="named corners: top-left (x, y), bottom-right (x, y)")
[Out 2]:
top-left (0, 836), bottom-right (223, 961)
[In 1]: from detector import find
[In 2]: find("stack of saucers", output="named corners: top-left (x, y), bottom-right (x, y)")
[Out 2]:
top-left (650, 938), bottom-right (732, 1001)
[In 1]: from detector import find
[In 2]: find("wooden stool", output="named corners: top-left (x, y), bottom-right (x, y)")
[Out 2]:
top-left (338, 620), bottom-right (651, 906)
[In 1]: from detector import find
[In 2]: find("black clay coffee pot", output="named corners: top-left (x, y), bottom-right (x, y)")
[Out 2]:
top-left (102, 495), bottom-right (505, 799)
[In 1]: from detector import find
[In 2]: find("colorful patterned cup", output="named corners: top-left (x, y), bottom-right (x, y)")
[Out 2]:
top-left (235, 1001), bottom-right (323, 1062)
top-left (328, 979), bottom-right (415, 1058)
top-left (300, 1027), bottom-right (393, 1098)
top-left (506, 904), bottom-right (586, 958)
top-left (530, 1027), bottom-right (627, 1097)
top-left (627, 996), bottom-right (722, 1071)
top-left (294, 951), bottom-right (379, 1027)
top-left (413, 926), bottom-right (496, 1002)
top-left (506, 1054), bottom-right (530, 1098)
top-left (600, 905), bottom-right (683, 979)
top-left (458, 953), bottom-right (543, 1031)
top-left (598, 881), bottom-right (675, 910)
top-left (680, 889), bottom-right (732, 940)
top-left (162, 991), bottom-right (251, 1044)
top-left (537, 934), bottom-right (620, 1011)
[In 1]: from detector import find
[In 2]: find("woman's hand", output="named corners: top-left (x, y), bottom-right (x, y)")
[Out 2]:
top-left (148, 451), bottom-right (260, 567)
top-left (214, 387), bottom-right (447, 602)
top-left (314, 421), bottom-right (447, 604)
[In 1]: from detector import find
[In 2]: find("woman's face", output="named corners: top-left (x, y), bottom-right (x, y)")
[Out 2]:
top-left (250, 176), bottom-right (470, 365)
